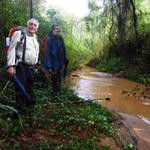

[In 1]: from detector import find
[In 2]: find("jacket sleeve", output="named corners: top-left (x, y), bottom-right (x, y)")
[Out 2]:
top-left (7, 31), bottom-right (21, 67)
top-left (62, 39), bottom-right (68, 65)
top-left (34, 35), bottom-right (40, 64)
top-left (44, 37), bottom-right (51, 69)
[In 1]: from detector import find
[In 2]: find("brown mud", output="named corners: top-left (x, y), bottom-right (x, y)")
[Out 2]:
top-left (119, 112), bottom-right (150, 150)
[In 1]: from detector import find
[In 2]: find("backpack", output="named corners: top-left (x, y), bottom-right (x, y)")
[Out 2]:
top-left (41, 35), bottom-right (48, 55)
top-left (6, 26), bottom-right (26, 61)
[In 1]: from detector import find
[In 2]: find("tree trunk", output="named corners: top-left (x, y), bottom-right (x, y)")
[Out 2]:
top-left (130, 0), bottom-right (138, 41)
top-left (30, 0), bottom-right (33, 18)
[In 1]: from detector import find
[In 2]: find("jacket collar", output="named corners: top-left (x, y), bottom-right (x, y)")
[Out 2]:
top-left (48, 31), bottom-right (55, 39)
top-left (26, 29), bottom-right (36, 37)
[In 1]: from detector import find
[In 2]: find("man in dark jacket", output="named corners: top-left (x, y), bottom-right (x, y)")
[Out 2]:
top-left (44, 24), bottom-right (68, 93)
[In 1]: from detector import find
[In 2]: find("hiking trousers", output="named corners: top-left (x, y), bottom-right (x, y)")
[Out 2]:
top-left (15, 62), bottom-right (35, 108)
top-left (51, 69), bottom-right (61, 93)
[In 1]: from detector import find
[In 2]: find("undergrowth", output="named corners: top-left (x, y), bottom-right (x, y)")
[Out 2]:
top-left (96, 57), bottom-right (129, 72)
top-left (0, 77), bottom-right (119, 150)
top-left (124, 72), bottom-right (150, 84)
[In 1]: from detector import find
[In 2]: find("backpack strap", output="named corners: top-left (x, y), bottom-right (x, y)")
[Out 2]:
top-left (20, 29), bottom-right (26, 62)
top-left (16, 27), bottom-right (26, 62)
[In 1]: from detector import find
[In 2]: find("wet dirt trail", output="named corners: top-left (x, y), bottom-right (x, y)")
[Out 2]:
top-left (67, 65), bottom-right (150, 150)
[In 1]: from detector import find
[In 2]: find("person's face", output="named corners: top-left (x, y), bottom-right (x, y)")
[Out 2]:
top-left (53, 26), bottom-right (61, 36)
top-left (27, 20), bottom-right (38, 34)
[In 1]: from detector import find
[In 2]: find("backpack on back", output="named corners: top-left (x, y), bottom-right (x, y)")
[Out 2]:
top-left (6, 26), bottom-right (27, 63)
top-left (6, 26), bottom-right (26, 54)
top-left (41, 35), bottom-right (48, 55)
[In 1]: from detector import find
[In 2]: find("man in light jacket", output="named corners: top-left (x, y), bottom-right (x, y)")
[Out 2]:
top-left (7, 18), bottom-right (39, 110)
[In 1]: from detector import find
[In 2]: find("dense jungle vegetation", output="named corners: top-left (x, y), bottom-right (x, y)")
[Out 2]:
top-left (0, 0), bottom-right (150, 83)
top-left (85, 0), bottom-right (150, 84)
top-left (0, 0), bottom-right (150, 149)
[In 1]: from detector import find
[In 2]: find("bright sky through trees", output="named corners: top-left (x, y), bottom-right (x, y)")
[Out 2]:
top-left (46, 0), bottom-right (89, 18)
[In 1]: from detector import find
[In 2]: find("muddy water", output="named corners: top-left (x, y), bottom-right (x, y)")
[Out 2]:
top-left (67, 65), bottom-right (150, 124)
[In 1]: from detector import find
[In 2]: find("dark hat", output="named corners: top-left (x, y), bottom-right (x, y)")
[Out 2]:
top-left (51, 24), bottom-right (59, 31)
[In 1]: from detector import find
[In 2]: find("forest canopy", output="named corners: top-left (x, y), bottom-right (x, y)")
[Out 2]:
top-left (0, 0), bottom-right (150, 81)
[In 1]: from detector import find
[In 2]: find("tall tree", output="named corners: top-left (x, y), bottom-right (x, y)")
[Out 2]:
top-left (30, 0), bottom-right (33, 18)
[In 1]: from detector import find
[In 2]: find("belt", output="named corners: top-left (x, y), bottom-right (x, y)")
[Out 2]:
top-left (19, 62), bottom-right (35, 68)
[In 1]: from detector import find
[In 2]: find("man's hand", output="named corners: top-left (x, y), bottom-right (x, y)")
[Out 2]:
top-left (7, 66), bottom-right (15, 76)
top-left (49, 69), bottom-right (54, 75)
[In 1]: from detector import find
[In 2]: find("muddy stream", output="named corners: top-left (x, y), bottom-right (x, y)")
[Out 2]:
top-left (67, 65), bottom-right (150, 149)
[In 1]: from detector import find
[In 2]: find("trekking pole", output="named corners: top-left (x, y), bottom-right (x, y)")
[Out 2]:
top-left (12, 74), bottom-right (30, 100)
top-left (0, 79), bottom-right (11, 95)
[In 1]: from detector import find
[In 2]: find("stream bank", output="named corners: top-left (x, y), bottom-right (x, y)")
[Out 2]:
top-left (119, 113), bottom-right (150, 150)
top-left (67, 64), bottom-right (150, 150)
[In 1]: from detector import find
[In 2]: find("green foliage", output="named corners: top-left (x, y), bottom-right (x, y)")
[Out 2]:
top-left (96, 57), bottom-right (129, 72)
top-left (65, 34), bottom-right (91, 70)
top-left (0, 76), bottom-right (118, 149)
top-left (0, 0), bottom-right (94, 75)
top-left (124, 72), bottom-right (150, 84)
top-left (124, 143), bottom-right (134, 150)
top-left (46, 7), bottom-right (66, 25)
top-left (84, 0), bottom-right (150, 84)
top-left (0, 103), bottom-right (23, 127)
top-left (135, 34), bottom-right (150, 73)
top-left (1, 0), bottom-right (150, 83)
top-left (99, 145), bottom-right (110, 150)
